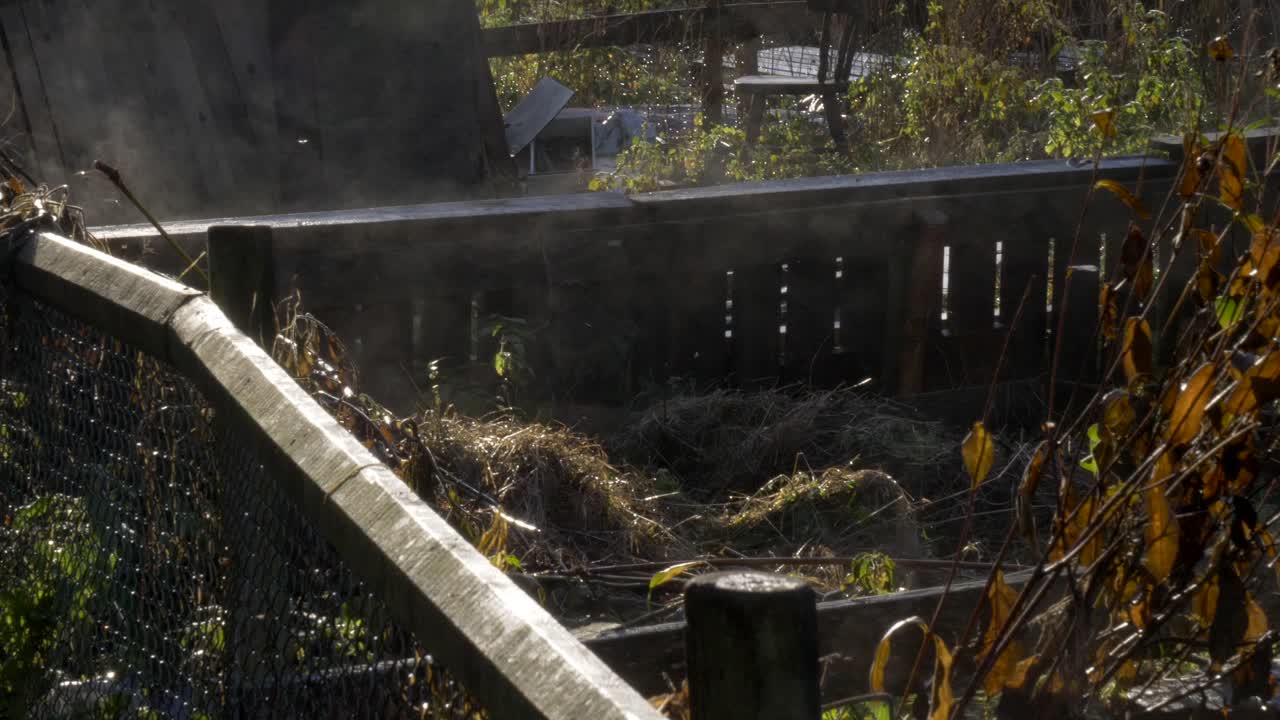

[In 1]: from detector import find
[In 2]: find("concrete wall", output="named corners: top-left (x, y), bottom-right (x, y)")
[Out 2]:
top-left (0, 0), bottom-right (509, 223)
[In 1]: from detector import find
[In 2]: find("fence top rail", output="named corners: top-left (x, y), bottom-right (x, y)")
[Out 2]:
top-left (91, 155), bottom-right (1183, 245)
top-left (8, 230), bottom-right (663, 720)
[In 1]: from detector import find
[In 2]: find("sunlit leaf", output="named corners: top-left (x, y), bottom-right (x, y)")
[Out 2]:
top-left (963, 421), bottom-right (995, 490)
top-left (1242, 214), bottom-right (1267, 235)
top-left (929, 637), bottom-right (955, 720)
top-left (1095, 179), bottom-right (1151, 219)
top-left (1143, 482), bottom-right (1179, 584)
top-left (1196, 261), bottom-right (1222, 305)
top-left (1209, 36), bottom-right (1235, 62)
top-left (1249, 229), bottom-right (1280, 291)
top-left (1091, 109), bottom-right (1117, 139)
top-left (1166, 363), bottom-right (1216, 446)
top-left (1101, 390), bottom-right (1136, 438)
top-left (1224, 351), bottom-right (1280, 419)
top-left (1099, 283), bottom-right (1119, 343)
top-left (1219, 133), bottom-right (1247, 211)
top-left (869, 616), bottom-right (928, 693)
top-left (1120, 224), bottom-right (1154, 302)
top-left (981, 569), bottom-right (1027, 696)
top-left (1192, 570), bottom-right (1221, 626)
top-left (1216, 296), bottom-right (1246, 330)
top-left (1121, 318), bottom-right (1153, 385)
top-left (648, 561), bottom-right (701, 591)
top-left (1179, 135), bottom-right (1205, 198)
top-left (1017, 442), bottom-right (1049, 552)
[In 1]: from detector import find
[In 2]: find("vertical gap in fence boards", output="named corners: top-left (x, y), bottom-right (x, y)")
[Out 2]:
top-left (780, 250), bottom-right (836, 387)
top-left (884, 213), bottom-right (945, 395)
top-left (836, 252), bottom-right (889, 389)
top-left (732, 261), bottom-right (782, 389)
top-left (665, 245), bottom-right (730, 391)
top-left (1053, 196), bottom-right (1103, 406)
top-left (1002, 228), bottom-right (1050, 385)
top-left (624, 225), bottom-right (678, 394)
top-left (543, 228), bottom-right (635, 407)
top-left (943, 230), bottom-right (998, 390)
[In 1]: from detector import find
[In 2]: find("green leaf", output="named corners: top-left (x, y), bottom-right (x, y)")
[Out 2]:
top-left (493, 351), bottom-right (508, 378)
top-left (1216, 296), bottom-right (1245, 330)
top-left (648, 561), bottom-right (701, 591)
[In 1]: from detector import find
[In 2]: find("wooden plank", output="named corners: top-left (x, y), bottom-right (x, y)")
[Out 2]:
top-left (779, 250), bottom-right (836, 385)
top-left (888, 211), bottom-right (945, 395)
top-left (732, 261), bottom-right (782, 387)
top-left (208, 225), bottom-right (275, 348)
top-left (481, 2), bottom-right (817, 57)
top-left (584, 568), bottom-right (1047, 702)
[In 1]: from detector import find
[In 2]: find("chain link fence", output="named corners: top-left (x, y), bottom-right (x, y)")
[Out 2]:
top-left (0, 282), bottom-right (481, 718)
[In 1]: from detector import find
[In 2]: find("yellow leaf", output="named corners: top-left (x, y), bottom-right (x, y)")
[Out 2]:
top-left (1101, 389), bottom-right (1136, 439)
top-left (1121, 318), bottom-right (1153, 385)
top-left (648, 561), bottom-right (702, 590)
top-left (1007, 654), bottom-right (1038, 690)
top-left (929, 636), bottom-right (955, 720)
top-left (868, 616), bottom-right (928, 693)
top-left (1250, 229), bottom-right (1280, 291)
top-left (1209, 35), bottom-right (1235, 62)
top-left (981, 570), bottom-right (1027, 696)
top-left (1223, 351), bottom-right (1280, 418)
top-left (1091, 109), bottom-right (1117, 139)
top-left (963, 421), bottom-right (995, 491)
top-left (1166, 363), bottom-right (1216, 447)
top-left (1095, 179), bottom-right (1152, 219)
top-left (1143, 480), bottom-right (1179, 584)
top-left (1192, 572), bottom-right (1220, 626)
top-left (1246, 593), bottom-right (1268, 643)
top-left (1219, 133), bottom-right (1247, 211)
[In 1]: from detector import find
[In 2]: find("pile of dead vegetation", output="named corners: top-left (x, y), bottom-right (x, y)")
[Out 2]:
top-left (270, 297), bottom-right (1043, 619)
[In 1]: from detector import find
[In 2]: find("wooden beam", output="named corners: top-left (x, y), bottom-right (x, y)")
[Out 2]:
top-left (584, 568), bottom-right (1055, 702)
top-left (481, 2), bottom-right (817, 57)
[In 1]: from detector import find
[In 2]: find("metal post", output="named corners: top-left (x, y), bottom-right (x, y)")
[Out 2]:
top-left (684, 571), bottom-right (820, 720)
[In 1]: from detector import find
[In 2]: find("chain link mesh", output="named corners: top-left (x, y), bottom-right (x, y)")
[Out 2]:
top-left (0, 283), bottom-right (483, 719)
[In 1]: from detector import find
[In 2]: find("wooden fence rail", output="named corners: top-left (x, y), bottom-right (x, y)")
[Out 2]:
top-left (95, 141), bottom-right (1280, 423)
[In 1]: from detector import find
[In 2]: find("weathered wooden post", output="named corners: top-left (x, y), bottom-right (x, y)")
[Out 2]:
top-left (208, 224), bottom-right (275, 348)
top-left (684, 571), bottom-right (821, 720)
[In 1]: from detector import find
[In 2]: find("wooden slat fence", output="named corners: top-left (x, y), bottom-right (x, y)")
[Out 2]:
top-left (93, 143), bottom-right (1279, 421)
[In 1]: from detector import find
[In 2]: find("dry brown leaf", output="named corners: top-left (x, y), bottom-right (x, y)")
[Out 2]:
top-left (1166, 363), bottom-right (1216, 446)
top-left (1224, 351), bottom-right (1280, 419)
top-left (1144, 481), bottom-right (1179, 584)
top-left (1095, 179), bottom-right (1152, 219)
top-left (1121, 318), bottom-right (1153, 385)
top-left (1219, 133), bottom-right (1247, 211)
top-left (981, 569), bottom-right (1028, 696)
top-left (869, 616), bottom-right (927, 693)
top-left (963, 421), bottom-right (995, 491)
top-left (929, 636), bottom-right (955, 720)
top-left (1209, 36), bottom-right (1235, 62)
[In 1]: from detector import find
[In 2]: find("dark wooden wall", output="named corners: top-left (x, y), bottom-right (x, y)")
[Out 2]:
top-left (0, 0), bottom-right (510, 224)
top-left (94, 145), bottom-right (1280, 427)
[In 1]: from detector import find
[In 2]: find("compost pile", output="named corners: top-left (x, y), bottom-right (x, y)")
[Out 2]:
top-left (269, 295), bottom-right (1027, 625)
